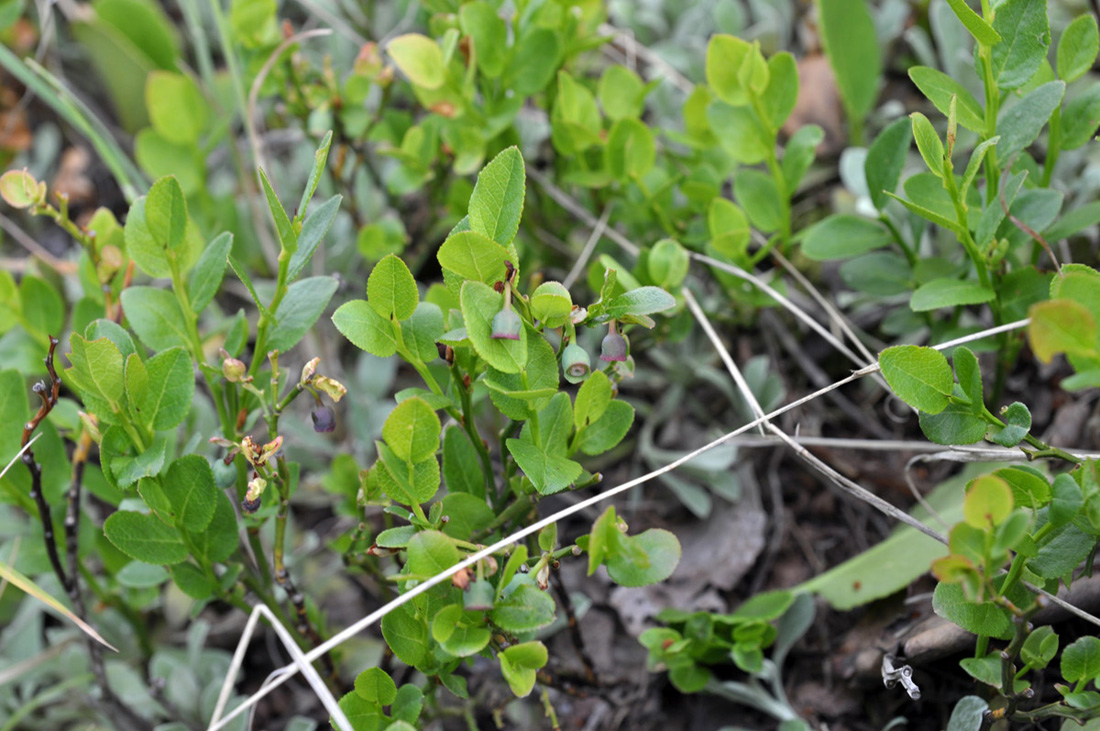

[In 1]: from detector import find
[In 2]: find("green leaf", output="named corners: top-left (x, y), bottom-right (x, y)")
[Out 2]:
top-left (606, 118), bottom-right (656, 181)
top-left (1050, 473), bottom-right (1084, 530)
top-left (297, 130), bottom-right (333, 220)
top-left (188, 232), bottom-right (233, 313)
top-left (145, 71), bottom-right (207, 144)
top-left (782, 124), bottom-right (824, 191)
top-left (990, 0), bottom-right (1050, 90)
top-left (504, 28), bottom-right (559, 96)
top-left (468, 147), bottom-right (525, 247)
top-left (1028, 299), bottom-right (1097, 363)
top-left (368, 254), bottom-right (418, 322)
top-left (706, 34), bottom-right (753, 105)
top-left (1021, 626), bottom-right (1059, 670)
top-left (498, 641), bottom-right (547, 698)
top-left (120, 286), bottom-right (190, 351)
top-left (910, 278), bottom-right (996, 312)
top-left (66, 334), bottom-right (125, 415)
top-left (459, 2), bottom-right (507, 78)
top-left (287, 194), bottom-right (341, 282)
top-left (801, 215), bottom-right (891, 261)
top-left (607, 529), bottom-right (681, 587)
top-left (104, 510), bottom-right (188, 564)
top-left (734, 168), bottom-right (783, 233)
top-left (188, 489), bottom-right (237, 563)
top-left (598, 287), bottom-right (677, 322)
top-left (919, 399), bottom-right (989, 445)
top-left (402, 302), bottom-right (445, 364)
top-left (574, 370), bottom-right (612, 429)
top-left (124, 196), bottom-right (202, 278)
top-left (139, 346), bottom-right (194, 430)
top-left (460, 281), bottom-right (527, 374)
top-left (381, 604), bottom-right (430, 669)
top-left (709, 198), bottom-right (751, 262)
top-left (486, 333), bottom-right (559, 419)
top-left (18, 275), bottom-right (62, 338)
top-left (943, 0), bottom-right (1001, 46)
top-left (170, 562), bottom-right (214, 599)
top-left (491, 577), bottom-right (556, 633)
top-left (1058, 15), bottom-right (1099, 83)
top-left (947, 697), bottom-right (989, 731)
top-left (374, 444), bottom-right (440, 505)
top-left (332, 300), bottom-right (398, 358)
top-left (1062, 636), bottom-right (1100, 684)
top-left (576, 399), bottom-right (634, 455)
top-left (911, 112), bottom-right (945, 178)
top-left (933, 582), bottom-right (1017, 639)
top-left (879, 345), bottom-right (954, 414)
top-left (708, 103), bottom-right (770, 164)
top-left (383, 397), bottom-right (441, 463)
top-left (268, 276), bottom-right (338, 354)
top-left (259, 167), bottom-right (296, 253)
top-left (996, 81), bottom-right (1065, 160)
top-left (354, 667), bottom-right (397, 705)
top-left (953, 346), bottom-right (983, 412)
top-left (840, 252), bottom-right (911, 296)
top-left (432, 604), bottom-right (491, 657)
top-left (994, 466), bottom-right (1050, 508)
top-left (865, 117), bottom-right (912, 210)
top-left (959, 137), bottom-right (1000, 202)
top-left (818, 0), bottom-right (882, 122)
top-left (1061, 84), bottom-right (1100, 150)
top-left (163, 454), bottom-right (217, 533)
top-left (990, 402), bottom-right (1031, 447)
top-left (145, 175), bottom-right (187, 253)
top-left (908, 67), bottom-right (986, 133)
top-left (405, 530), bottom-right (460, 577)
top-left (598, 64), bottom-right (646, 120)
top-left (763, 52), bottom-right (798, 128)
top-left (442, 426), bottom-right (484, 499)
top-left (437, 231), bottom-right (511, 292)
top-left (387, 33), bottom-right (445, 89)
top-left (507, 394), bottom-right (582, 495)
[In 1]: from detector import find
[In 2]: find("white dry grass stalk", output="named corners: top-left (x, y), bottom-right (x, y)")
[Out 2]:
top-left (209, 603), bottom-right (352, 730)
top-left (207, 318), bottom-right (1043, 730)
top-left (562, 205), bottom-right (611, 290)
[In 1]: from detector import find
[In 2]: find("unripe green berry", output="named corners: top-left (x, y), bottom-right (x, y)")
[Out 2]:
top-left (562, 342), bottom-right (591, 384)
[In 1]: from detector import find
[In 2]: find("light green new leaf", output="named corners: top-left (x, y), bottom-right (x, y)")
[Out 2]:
top-left (499, 641), bottom-right (547, 698)
top-left (911, 112), bottom-right (944, 178)
top-left (1028, 299), bottom-right (1098, 363)
top-left (287, 194), bottom-right (341, 282)
top-left (437, 231), bottom-right (511, 289)
top-left (141, 346), bottom-right (194, 430)
top-left (1061, 636), bottom-right (1100, 684)
top-left (943, 0), bottom-right (1001, 46)
top-left (145, 71), bottom-right (206, 144)
top-left (368, 253), bottom-right (419, 322)
top-left (705, 34), bottom-right (753, 106)
top-left (387, 34), bottom-right (446, 90)
top-left (259, 167), bottom-right (296, 253)
top-left (878, 345), bottom-right (953, 414)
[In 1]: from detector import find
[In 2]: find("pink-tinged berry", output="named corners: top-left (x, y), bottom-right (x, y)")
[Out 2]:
top-left (600, 329), bottom-right (628, 362)
top-left (491, 306), bottom-right (522, 340)
top-left (562, 342), bottom-right (591, 384)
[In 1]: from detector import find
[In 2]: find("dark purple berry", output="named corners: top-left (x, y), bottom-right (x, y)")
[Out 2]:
top-left (311, 405), bottom-right (336, 433)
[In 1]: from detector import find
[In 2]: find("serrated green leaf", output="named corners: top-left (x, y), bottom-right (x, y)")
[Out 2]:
top-left (908, 67), bottom-right (986, 133)
top-left (187, 232), bottom-right (233, 313)
top-left (460, 281), bottom-right (526, 373)
top-left (104, 510), bottom-right (188, 564)
top-left (332, 300), bottom-right (398, 357)
top-left (383, 397), bottom-right (441, 463)
top-left (469, 147), bottom-right (525, 246)
top-left (368, 254), bottom-right (418, 322)
top-left (120, 286), bottom-right (190, 351)
top-left (910, 278), bottom-right (996, 312)
top-left (164, 454), bottom-right (217, 533)
top-left (802, 215), bottom-right (892, 261)
top-left (268, 276), bottom-right (337, 354)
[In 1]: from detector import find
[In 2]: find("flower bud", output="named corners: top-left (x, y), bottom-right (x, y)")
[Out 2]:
top-left (222, 357), bottom-right (247, 382)
top-left (562, 342), bottom-right (591, 384)
top-left (491, 306), bottom-right (522, 340)
top-left (311, 404), bottom-right (336, 433)
top-left (600, 330), bottom-right (628, 362)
